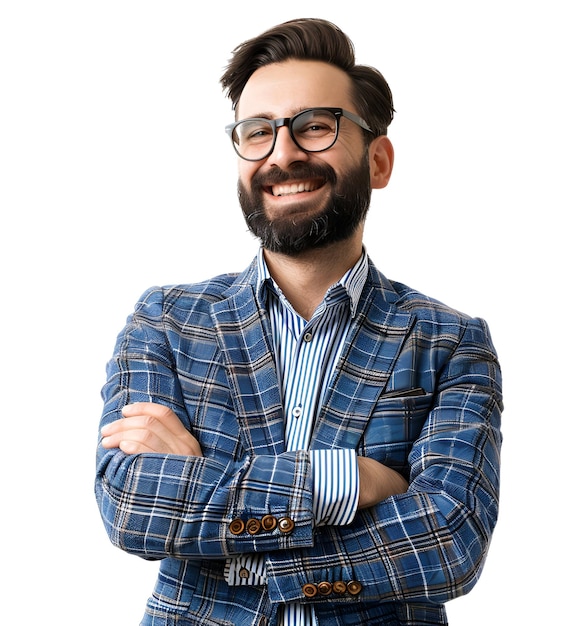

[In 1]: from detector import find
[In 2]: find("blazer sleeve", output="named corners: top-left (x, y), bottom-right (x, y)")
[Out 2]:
top-left (265, 316), bottom-right (503, 606)
top-left (95, 286), bottom-right (317, 560)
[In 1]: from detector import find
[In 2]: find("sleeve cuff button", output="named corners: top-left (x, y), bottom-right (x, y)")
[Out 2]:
top-left (261, 515), bottom-right (277, 532)
top-left (347, 580), bottom-right (363, 596)
top-left (302, 583), bottom-right (318, 598)
top-left (228, 519), bottom-right (245, 535)
top-left (278, 517), bottom-right (295, 533)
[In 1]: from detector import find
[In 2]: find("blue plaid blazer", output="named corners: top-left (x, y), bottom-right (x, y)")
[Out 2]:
top-left (96, 257), bottom-right (502, 626)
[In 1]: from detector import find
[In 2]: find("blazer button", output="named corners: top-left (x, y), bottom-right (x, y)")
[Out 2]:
top-left (346, 580), bottom-right (363, 596)
top-left (302, 583), bottom-right (318, 598)
top-left (246, 518), bottom-right (261, 535)
top-left (278, 517), bottom-right (295, 533)
top-left (332, 580), bottom-right (347, 594)
top-left (229, 518), bottom-right (245, 535)
top-left (317, 581), bottom-right (333, 596)
top-left (261, 515), bottom-right (277, 532)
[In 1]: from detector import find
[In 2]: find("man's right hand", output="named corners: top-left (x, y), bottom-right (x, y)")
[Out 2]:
top-left (100, 402), bottom-right (203, 457)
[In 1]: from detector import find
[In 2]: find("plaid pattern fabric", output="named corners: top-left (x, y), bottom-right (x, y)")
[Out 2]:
top-left (95, 257), bottom-right (502, 626)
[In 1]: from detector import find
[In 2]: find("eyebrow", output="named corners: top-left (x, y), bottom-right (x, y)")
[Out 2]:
top-left (238, 107), bottom-right (313, 121)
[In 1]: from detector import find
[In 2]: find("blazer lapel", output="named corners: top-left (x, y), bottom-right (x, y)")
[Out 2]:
top-left (210, 277), bottom-right (285, 456)
top-left (311, 268), bottom-right (415, 450)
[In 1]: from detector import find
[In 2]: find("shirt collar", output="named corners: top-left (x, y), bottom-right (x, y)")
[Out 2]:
top-left (256, 247), bottom-right (369, 318)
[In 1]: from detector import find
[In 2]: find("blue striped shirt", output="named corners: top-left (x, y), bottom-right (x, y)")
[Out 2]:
top-left (226, 249), bottom-right (368, 626)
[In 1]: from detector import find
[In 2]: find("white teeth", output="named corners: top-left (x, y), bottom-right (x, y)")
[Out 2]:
top-left (272, 181), bottom-right (317, 197)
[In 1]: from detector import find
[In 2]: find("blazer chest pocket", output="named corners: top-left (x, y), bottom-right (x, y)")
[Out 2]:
top-left (356, 389), bottom-right (433, 471)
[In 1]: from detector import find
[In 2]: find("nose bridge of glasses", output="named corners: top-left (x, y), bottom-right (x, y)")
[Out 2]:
top-left (270, 116), bottom-right (303, 153)
top-left (273, 116), bottom-right (295, 144)
top-left (273, 116), bottom-right (293, 131)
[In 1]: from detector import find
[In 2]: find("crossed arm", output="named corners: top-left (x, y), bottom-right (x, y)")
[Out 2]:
top-left (100, 402), bottom-right (409, 509)
top-left (96, 286), bottom-right (502, 605)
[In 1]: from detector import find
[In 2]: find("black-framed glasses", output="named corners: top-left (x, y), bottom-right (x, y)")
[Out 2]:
top-left (225, 107), bottom-right (373, 161)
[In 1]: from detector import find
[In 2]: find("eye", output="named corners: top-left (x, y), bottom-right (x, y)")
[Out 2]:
top-left (237, 120), bottom-right (273, 144)
top-left (305, 122), bottom-right (332, 134)
top-left (293, 111), bottom-right (337, 139)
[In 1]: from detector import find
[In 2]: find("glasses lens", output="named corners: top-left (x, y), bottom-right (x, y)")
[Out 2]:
top-left (291, 109), bottom-right (338, 152)
top-left (232, 119), bottom-right (274, 160)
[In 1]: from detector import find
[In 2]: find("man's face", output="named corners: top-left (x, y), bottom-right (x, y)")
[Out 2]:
top-left (235, 59), bottom-right (373, 256)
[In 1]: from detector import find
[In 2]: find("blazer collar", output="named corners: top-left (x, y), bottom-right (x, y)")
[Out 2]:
top-left (255, 247), bottom-right (369, 319)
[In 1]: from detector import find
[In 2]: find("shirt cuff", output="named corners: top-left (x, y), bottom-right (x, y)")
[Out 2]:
top-left (310, 448), bottom-right (359, 526)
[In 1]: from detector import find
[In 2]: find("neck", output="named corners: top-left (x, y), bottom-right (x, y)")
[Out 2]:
top-left (263, 233), bottom-right (363, 320)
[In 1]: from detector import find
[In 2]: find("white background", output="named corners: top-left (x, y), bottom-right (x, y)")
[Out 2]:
top-left (1, 1), bottom-right (579, 623)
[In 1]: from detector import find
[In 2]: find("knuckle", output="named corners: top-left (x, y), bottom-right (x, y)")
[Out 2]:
top-left (142, 414), bottom-right (158, 428)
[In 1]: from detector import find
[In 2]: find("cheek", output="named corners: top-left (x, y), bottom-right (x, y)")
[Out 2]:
top-left (238, 161), bottom-right (261, 186)
top-left (334, 133), bottom-right (368, 163)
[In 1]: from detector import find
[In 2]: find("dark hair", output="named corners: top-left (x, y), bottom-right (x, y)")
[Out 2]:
top-left (220, 18), bottom-right (395, 138)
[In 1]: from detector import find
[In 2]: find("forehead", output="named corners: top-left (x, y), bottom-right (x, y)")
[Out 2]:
top-left (237, 59), bottom-right (355, 119)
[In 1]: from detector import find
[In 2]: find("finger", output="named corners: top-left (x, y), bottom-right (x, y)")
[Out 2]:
top-left (101, 414), bottom-right (157, 436)
top-left (103, 412), bottom-right (176, 442)
top-left (102, 435), bottom-right (157, 455)
top-left (101, 426), bottom-right (167, 452)
top-left (122, 402), bottom-right (188, 436)
top-left (118, 439), bottom-right (157, 455)
top-left (102, 413), bottom-right (203, 456)
top-left (122, 404), bottom-right (202, 453)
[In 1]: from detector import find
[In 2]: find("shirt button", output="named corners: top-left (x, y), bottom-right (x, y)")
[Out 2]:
top-left (303, 332), bottom-right (313, 342)
top-left (278, 517), bottom-right (295, 533)
top-left (239, 568), bottom-right (249, 579)
top-left (292, 406), bottom-right (302, 418)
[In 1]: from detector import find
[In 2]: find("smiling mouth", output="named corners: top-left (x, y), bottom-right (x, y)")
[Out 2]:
top-left (269, 179), bottom-right (325, 197)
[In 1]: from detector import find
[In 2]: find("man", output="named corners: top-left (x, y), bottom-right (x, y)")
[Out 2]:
top-left (96, 18), bottom-right (502, 626)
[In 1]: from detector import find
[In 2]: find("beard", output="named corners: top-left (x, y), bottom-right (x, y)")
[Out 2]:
top-left (238, 157), bottom-right (372, 256)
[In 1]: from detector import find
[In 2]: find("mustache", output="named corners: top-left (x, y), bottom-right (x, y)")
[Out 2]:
top-left (250, 163), bottom-right (337, 190)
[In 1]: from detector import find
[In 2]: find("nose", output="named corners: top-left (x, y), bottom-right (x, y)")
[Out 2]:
top-left (267, 125), bottom-right (309, 168)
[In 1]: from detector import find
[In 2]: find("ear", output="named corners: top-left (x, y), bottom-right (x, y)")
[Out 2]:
top-left (369, 135), bottom-right (394, 189)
